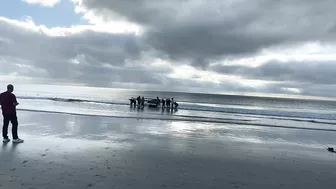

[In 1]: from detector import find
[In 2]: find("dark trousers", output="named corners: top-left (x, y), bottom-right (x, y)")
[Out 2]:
top-left (2, 114), bottom-right (18, 139)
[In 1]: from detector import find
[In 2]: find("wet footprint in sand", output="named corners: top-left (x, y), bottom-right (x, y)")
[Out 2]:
top-left (86, 184), bottom-right (94, 188)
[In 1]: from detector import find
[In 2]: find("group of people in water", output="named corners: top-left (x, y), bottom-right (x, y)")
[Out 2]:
top-left (159, 97), bottom-right (179, 108)
top-left (129, 96), bottom-right (145, 107)
top-left (129, 96), bottom-right (178, 109)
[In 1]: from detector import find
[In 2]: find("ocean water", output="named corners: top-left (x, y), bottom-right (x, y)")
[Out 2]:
top-left (6, 84), bottom-right (336, 131)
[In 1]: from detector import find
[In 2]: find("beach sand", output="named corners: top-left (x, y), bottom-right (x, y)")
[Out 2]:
top-left (1, 111), bottom-right (336, 189)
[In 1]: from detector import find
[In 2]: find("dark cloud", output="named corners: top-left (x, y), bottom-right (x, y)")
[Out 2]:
top-left (79, 0), bottom-right (336, 67)
top-left (0, 18), bottom-right (162, 86)
top-left (211, 60), bottom-right (336, 85)
top-left (0, 22), bottom-right (142, 66)
top-left (2, 0), bottom-right (336, 97)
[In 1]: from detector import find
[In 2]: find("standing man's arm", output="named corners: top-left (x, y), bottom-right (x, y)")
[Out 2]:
top-left (13, 94), bottom-right (19, 106)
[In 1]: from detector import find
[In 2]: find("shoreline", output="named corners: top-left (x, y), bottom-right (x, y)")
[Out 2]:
top-left (15, 109), bottom-right (336, 133)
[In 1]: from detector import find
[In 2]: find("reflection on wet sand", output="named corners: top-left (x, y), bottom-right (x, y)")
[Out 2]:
top-left (1, 111), bottom-right (336, 189)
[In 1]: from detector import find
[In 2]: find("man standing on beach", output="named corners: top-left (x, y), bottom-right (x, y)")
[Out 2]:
top-left (0, 84), bottom-right (24, 143)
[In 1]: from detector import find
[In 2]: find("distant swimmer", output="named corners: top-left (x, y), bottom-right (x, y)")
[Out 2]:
top-left (0, 84), bottom-right (24, 143)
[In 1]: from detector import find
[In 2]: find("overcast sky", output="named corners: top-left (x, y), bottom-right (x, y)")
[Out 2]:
top-left (1, 0), bottom-right (336, 97)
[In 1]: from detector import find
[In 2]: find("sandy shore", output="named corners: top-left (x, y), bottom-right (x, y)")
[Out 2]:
top-left (1, 111), bottom-right (336, 189)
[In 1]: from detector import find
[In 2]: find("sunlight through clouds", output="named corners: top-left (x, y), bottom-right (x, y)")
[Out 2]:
top-left (2, 0), bottom-right (336, 97)
top-left (72, 0), bottom-right (143, 34)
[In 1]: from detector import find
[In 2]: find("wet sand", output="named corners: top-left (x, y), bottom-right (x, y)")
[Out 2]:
top-left (1, 111), bottom-right (336, 189)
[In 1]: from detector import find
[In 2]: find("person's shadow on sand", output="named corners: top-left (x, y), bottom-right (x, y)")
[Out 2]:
top-left (1, 143), bottom-right (9, 151)
top-left (11, 143), bottom-right (20, 152)
top-left (1, 142), bottom-right (21, 157)
top-left (2, 142), bottom-right (21, 149)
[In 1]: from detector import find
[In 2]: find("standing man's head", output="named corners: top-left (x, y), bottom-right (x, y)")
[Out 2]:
top-left (7, 84), bottom-right (14, 92)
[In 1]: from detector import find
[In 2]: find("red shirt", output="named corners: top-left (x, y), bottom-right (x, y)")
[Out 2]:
top-left (0, 91), bottom-right (18, 115)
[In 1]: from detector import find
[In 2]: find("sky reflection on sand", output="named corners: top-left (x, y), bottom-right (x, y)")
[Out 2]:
top-left (9, 111), bottom-right (335, 160)
top-left (14, 111), bottom-right (336, 147)
top-left (2, 112), bottom-right (336, 189)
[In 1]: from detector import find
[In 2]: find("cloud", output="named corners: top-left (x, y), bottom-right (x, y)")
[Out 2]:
top-left (74, 0), bottom-right (336, 67)
top-left (0, 16), bottom-right (159, 87)
top-left (0, 16), bottom-right (272, 93)
top-left (23, 0), bottom-right (61, 7)
top-left (3, 1), bottom-right (336, 98)
top-left (210, 60), bottom-right (336, 85)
